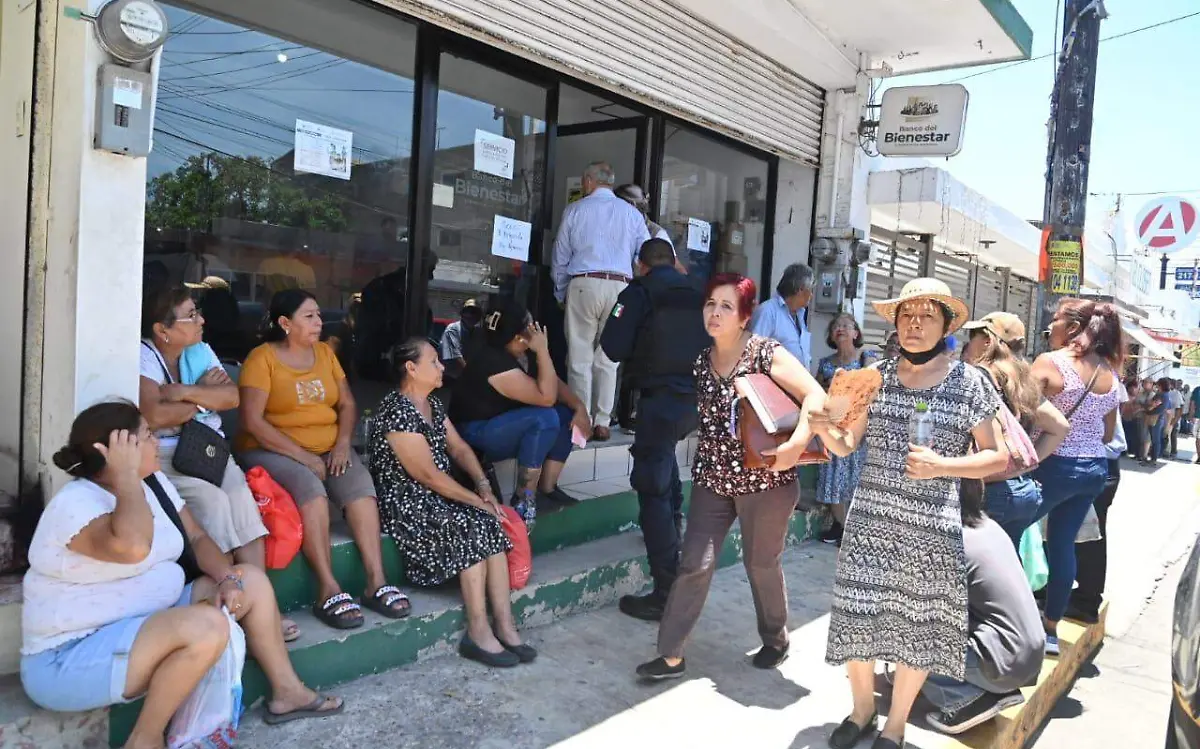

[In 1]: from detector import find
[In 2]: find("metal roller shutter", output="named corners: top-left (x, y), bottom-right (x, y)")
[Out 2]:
top-left (376, 0), bottom-right (825, 164)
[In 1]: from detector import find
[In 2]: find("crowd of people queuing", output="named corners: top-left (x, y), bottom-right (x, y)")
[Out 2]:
top-left (18, 159), bottom-right (1153, 745)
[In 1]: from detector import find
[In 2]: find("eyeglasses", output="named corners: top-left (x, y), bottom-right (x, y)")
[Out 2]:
top-left (173, 309), bottom-right (202, 325)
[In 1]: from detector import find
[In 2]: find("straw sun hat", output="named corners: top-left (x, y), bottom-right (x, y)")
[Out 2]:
top-left (871, 278), bottom-right (970, 335)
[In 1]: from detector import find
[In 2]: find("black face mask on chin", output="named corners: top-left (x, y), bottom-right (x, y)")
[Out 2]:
top-left (899, 338), bottom-right (948, 365)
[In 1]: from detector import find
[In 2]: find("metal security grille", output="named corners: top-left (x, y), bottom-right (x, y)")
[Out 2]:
top-left (376, 0), bottom-right (825, 164)
top-left (863, 227), bottom-right (1041, 350)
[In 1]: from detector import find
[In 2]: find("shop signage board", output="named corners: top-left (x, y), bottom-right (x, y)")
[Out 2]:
top-left (1137, 197), bottom-right (1199, 254)
top-left (474, 130), bottom-right (515, 180)
top-left (687, 218), bottom-right (711, 252)
top-left (1046, 239), bottom-right (1082, 294)
top-left (877, 84), bottom-right (969, 157)
top-left (491, 215), bottom-right (531, 262)
top-left (294, 120), bottom-right (352, 180)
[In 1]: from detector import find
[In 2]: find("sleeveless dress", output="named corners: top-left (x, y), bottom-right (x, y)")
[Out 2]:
top-left (367, 391), bottom-right (511, 586)
top-left (825, 358), bottom-right (1000, 679)
top-left (814, 353), bottom-right (873, 506)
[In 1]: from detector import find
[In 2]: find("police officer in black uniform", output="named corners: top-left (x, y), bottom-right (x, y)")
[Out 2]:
top-left (601, 238), bottom-right (710, 621)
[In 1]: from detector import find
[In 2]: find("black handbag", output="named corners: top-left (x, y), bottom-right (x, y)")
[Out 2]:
top-left (144, 473), bottom-right (204, 584)
top-left (143, 342), bottom-right (230, 486)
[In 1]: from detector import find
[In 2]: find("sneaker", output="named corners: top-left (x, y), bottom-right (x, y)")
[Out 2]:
top-left (1044, 634), bottom-right (1061, 656)
top-left (636, 656), bottom-right (685, 681)
top-left (619, 592), bottom-right (667, 622)
top-left (925, 690), bottom-right (1025, 735)
top-left (512, 494), bottom-right (537, 530)
top-left (751, 643), bottom-right (789, 669)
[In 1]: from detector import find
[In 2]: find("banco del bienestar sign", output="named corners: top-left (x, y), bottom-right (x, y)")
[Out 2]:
top-left (878, 84), bottom-right (970, 158)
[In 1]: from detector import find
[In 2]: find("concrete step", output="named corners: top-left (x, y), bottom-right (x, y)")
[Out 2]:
top-left (97, 509), bottom-right (812, 746)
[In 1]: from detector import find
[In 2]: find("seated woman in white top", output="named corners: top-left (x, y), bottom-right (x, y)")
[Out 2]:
top-left (137, 286), bottom-right (302, 639)
top-left (20, 400), bottom-right (341, 749)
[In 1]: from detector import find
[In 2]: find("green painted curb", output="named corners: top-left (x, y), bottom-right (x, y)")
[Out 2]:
top-left (109, 510), bottom-right (811, 747)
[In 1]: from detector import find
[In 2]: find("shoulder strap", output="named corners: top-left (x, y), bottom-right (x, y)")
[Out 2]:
top-left (1064, 365), bottom-right (1103, 421)
top-left (143, 474), bottom-right (203, 583)
top-left (142, 341), bottom-right (173, 384)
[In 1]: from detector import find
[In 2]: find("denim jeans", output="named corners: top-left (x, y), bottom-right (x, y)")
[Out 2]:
top-left (1150, 418), bottom-right (1166, 461)
top-left (629, 391), bottom-right (698, 594)
top-left (984, 476), bottom-right (1042, 550)
top-left (1032, 455), bottom-right (1108, 622)
top-left (458, 404), bottom-right (574, 469)
top-left (921, 650), bottom-right (1010, 713)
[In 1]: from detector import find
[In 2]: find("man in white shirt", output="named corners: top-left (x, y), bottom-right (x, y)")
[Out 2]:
top-left (552, 161), bottom-right (651, 440)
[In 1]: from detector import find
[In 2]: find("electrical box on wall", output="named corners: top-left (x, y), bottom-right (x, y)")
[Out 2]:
top-left (95, 64), bottom-right (154, 156)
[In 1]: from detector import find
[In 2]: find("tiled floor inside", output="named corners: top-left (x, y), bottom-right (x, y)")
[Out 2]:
top-left (492, 429), bottom-right (697, 500)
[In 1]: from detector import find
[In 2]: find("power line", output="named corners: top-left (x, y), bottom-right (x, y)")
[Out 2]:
top-left (1090, 188), bottom-right (1200, 198)
top-left (947, 10), bottom-right (1200, 84)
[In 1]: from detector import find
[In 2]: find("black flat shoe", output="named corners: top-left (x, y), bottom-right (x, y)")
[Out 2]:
top-left (636, 656), bottom-right (686, 681)
top-left (459, 635), bottom-right (520, 668)
top-left (829, 712), bottom-right (878, 749)
top-left (619, 592), bottom-right (667, 622)
top-left (751, 643), bottom-right (789, 669)
top-left (498, 639), bottom-right (538, 663)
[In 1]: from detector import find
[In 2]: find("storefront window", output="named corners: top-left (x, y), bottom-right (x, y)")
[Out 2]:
top-left (423, 53), bottom-right (547, 335)
top-left (659, 125), bottom-right (770, 289)
top-left (144, 0), bottom-right (417, 400)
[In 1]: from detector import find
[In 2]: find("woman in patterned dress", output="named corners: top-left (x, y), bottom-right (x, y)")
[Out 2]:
top-left (635, 273), bottom-right (826, 681)
top-left (808, 279), bottom-right (1007, 749)
top-left (815, 313), bottom-right (874, 545)
top-left (367, 338), bottom-right (536, 669)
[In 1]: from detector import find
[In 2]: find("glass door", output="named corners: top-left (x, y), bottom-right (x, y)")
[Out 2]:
top-left (418, 51), bottom-right (549, 348)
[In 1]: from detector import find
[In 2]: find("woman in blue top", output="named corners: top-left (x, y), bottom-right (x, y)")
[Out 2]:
top-left (814, 313), bottom-right (872, 545)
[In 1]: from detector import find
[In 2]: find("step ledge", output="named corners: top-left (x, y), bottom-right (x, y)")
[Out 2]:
top-left (927, 602), bottom-right (1108, 748)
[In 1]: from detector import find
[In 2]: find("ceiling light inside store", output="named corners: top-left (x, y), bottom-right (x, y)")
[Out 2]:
top-left (277, 53), bottom-right (288, 63)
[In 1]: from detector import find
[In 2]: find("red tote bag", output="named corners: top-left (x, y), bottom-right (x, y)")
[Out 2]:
top-left (499, 506), bottom-right (532, 590)
top-left (245, 466), bottom-right (304, 569)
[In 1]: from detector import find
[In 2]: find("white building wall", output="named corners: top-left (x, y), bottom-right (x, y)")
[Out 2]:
top-left (32, 0), bottom-right (149, 496)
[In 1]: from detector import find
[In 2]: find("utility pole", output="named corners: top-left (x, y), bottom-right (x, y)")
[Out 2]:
top-left (1038, 0), bottom-right (1106, 348)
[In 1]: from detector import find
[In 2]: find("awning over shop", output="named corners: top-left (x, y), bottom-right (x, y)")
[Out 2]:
top-left (1123, 321), bottom-right (1180, 364)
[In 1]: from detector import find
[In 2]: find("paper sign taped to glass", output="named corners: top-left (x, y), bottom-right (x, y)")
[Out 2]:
top-left (687, 218), bottom-right (711, 253)
top-left (474, 129), bottom-right (516, 180)
top-left (294, 119), bottom-right (353, 181)
top-left (491, 216), bottom-right (531, 262)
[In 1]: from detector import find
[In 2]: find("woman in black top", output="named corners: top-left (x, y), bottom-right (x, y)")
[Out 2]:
top-left (450, 301), bottom-right (591, 529)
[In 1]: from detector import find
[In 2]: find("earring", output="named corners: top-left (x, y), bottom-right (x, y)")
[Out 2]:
top-left (164, 335), bottom-right (169, 343)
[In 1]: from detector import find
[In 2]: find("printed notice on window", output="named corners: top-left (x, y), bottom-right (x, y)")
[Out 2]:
top-left (294, 119), bottom-right (353, 181)
top-left (491, 216), bottom-right (531, 262)
top-left (687, 218), bottom-right (711, 253)
top-left (474, 129), bottom-right (515, 180)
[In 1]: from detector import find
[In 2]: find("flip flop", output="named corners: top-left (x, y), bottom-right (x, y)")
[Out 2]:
top-left (263, 695), bottom-right (344, 725)
top-left (282, 618), bottom-right (301, 643)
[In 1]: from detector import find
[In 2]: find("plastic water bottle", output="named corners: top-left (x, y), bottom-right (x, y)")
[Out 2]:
top-left (908, 401), bottom-right (933, 447)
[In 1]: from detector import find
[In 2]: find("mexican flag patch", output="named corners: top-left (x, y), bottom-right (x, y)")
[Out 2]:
top-left (611, 303), bottom-right (624, 318)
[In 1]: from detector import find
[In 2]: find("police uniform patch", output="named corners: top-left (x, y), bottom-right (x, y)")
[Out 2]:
top-left (611, 303), bottom-right (624, 318)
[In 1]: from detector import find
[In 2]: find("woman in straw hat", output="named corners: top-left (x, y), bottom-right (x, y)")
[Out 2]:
top-left (808, 278), bottom-right (1008, 749)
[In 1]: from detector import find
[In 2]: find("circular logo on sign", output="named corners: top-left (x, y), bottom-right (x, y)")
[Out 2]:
top-left (205, 445), bottom-right (216, 458)
top-left (1136, 196), bottom-right (1199, 254)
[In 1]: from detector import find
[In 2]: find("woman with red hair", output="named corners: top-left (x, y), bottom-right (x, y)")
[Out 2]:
top-left (635, 273), bottom-right (825, 680)
top-left (1030, 298), bottom-right (1126, 656)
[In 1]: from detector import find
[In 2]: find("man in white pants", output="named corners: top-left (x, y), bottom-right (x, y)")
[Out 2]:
top-left (552, 161), bottom-right (650, 440)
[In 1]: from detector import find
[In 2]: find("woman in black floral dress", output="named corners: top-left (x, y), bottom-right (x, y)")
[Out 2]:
top-left (367, 338), bottom-right (535, 669)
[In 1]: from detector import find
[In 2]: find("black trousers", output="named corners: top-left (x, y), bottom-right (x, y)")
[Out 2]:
top-left (1070, 457), bottom-right (1120, 615)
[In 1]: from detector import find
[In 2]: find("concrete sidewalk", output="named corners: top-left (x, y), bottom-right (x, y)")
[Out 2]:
top-left (237, 543), bottom-right (957, 749)
top-left (235, 453), bottom-right (1200, 749)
